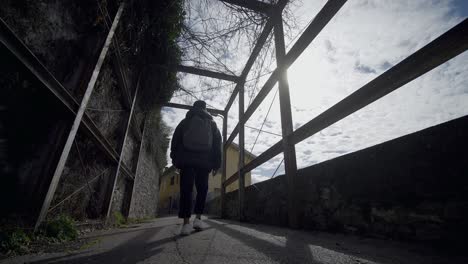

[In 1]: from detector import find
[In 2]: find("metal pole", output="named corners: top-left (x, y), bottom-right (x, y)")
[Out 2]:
top-left (0, 18), bottom-right (134, 180)
top-left (105, 75), bottom-right (140, 221)
top-left (34, 3), bottom-right (125, 231)
top-left (238, 82), bottom-right (245, 221)
top-left (47, 169), bottom-right (109, 213)
top-left (274, 14), bottom-right (299, 229)
top-left (221, 113), bottom-right (228, 218)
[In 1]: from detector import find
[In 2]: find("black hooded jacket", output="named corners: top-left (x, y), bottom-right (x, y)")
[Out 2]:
top-left (170, 108), bottom-right (222, 170)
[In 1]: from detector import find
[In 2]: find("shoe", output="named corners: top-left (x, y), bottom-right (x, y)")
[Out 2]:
top-left (180, 224), bottom-right (192, 236)
top-left (193, 218), bottom-right (209, 231)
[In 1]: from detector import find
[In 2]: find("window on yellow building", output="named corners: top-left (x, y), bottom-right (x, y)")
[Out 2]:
top-left (170, 176), bottom-right (174, 185)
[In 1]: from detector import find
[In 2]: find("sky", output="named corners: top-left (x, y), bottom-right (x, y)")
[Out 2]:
top-left (162, 0), bottom-right (468, 184)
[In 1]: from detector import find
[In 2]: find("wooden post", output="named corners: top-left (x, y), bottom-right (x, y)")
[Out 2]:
top-left (274, 13), bottom-right (299, 228)
top-left (238, 82), bottom-right (245, 221)
top-left (34, 3), bottom-right (125, 231)
top-left (221, 112), bottom-right (228, 218)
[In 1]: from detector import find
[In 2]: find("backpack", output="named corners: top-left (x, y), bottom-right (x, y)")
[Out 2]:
top-left (182, 115), bottom-right (213, 152)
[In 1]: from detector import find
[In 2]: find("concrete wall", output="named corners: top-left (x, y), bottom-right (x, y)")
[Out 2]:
top-left (209, 115), bottom-right (468, 242)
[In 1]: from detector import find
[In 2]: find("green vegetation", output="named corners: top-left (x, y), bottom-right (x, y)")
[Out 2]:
top-left (0, 214), bottom-right (79, 256)
top-left (0, 228), bottom-right (31, 255)
top-left (0, 0), bottom-right (184, 256)
top-left (79, 238), bottom-right (101, 251)
top-left (39, 214), bottom-right (78, 242)
top-left (112, 211), bottom-right (154, 228)
top-left (126, 0), bottom-right (185, 110)
top-left (157, 0), bottom-right (185, 103)
top-left (112, 211), bottom-right (127, 227)
top-left (126, 217), bottom-right (154, 225)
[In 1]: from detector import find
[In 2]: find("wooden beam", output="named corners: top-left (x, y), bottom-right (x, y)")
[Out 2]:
top-left (220, 0), bottom-right (274, 14)
top-left (105, 74), bottom-right (140, 221)
top-left (0, 17), bottom-right (134, 180)
top-left (290, 18), bottom-right (468, 145)
top-left (274, 14), bottom-right (299, 229)
top-left (34, 3), bottom-right (125, 231)
top-left (224, 17), bottom-right (274, 114)
top-left (162, 102), bottom-right (224, 116)
top-left (224, 0), bottom-right (289, 114)
top-left (221, 113), bottom-right (228, 218)
top-left (177, 65), bottom-right (239, 82)
top-left (225, 124), bottom-right (238, 147)
top-left (224, 0), bottom-right (347, 146)
top-left (224, 17), bottom-right (277, 145)
top-left (223, 17), bottom-right (468, 188)
top-left (238, 82), bottom-right (245, 221)
top-left (223, 140), bottom-right (282, 188)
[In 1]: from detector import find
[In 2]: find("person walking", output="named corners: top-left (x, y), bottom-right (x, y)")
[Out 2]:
top-left (170, 100), bottom-right (221, 236)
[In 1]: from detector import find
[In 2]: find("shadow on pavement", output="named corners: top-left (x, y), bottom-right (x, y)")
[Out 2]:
top-left (206, 219), bottom-right (403, 264)
top-left (83, 222), bottom-right (176, 240)
top-left (31, 226), bottom-right (174, 264)
top-left (206, 219), bottom-right (314, 264)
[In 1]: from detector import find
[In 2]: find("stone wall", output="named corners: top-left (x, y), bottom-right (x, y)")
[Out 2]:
top-left (209, 115), bottom-right (468, 242)
top-left (128, 111), bottom-right (164, 218)
top-left (1, 0), bottom-right (178, 225)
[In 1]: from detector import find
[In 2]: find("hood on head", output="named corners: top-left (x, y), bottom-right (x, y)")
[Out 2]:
top-left (186, 107), bottom-right (213, 120)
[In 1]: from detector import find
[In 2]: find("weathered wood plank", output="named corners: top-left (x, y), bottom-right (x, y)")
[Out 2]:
top-left (177, 65), bottom-right (239, 82)
top-left (223, 17), bottom-right (468, 190)
top-left (274, 14), bottom-right (299, 228)
top-left (163, 102), bottom-right (224, 116)
top-left (225, 0), bottom-right (347, 146)
top-left (238, 83), bottom-right (245, 221)
top-left (220, 0), bottom-right (273, 14)
top-left (220, 114), bottom-right (228, 218)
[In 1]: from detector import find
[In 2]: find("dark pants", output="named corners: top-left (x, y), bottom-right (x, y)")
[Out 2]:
top-left (178, 167), bottom-right (209, 218)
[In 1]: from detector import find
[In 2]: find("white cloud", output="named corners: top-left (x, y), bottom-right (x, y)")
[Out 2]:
top-left (251, 173), bottom-right (270, 184)
top-left (163, 0), bottom-right (468, 182)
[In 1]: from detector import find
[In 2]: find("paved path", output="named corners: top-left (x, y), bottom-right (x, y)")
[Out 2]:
top-left (5, 216), bottom-right (467, 264)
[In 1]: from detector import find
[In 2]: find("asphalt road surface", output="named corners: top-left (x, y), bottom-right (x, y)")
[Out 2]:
top-left (4, 216), bottom-right (467, 264)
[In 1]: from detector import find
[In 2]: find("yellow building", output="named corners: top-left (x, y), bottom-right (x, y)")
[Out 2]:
top-left (207, 143), bottom-right (255, 198)
top-left (158, 166), bottom-right (180, 214)
top-left (158, 143), bottom-right (256, 214)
